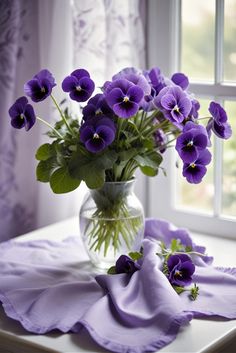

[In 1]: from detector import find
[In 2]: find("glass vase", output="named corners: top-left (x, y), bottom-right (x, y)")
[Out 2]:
top-left (79, 179), bottom-right (144, 270)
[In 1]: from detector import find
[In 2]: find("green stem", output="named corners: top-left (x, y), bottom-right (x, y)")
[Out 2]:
top-left (36, 116), bottom-right (63, 139)
top-left (50, 94), bottom-right (74, 135)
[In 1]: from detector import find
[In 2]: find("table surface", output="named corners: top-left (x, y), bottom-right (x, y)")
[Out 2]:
top-left (0, 217), bottom-right (236, 353)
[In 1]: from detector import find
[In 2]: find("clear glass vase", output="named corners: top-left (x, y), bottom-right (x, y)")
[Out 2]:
top-left (79, 179), bottom-right (144, 270)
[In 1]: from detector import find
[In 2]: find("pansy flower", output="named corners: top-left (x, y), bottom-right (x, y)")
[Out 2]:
top-left (104, 79), bottom-right (144, 118)
top-left (115, 255), bottom-right (140, 275)
top-left (62, 69), bottom-right (95, 102)
top-left (176, 122), bottom-right (209, 163)
top-left (82, 94), bottom-right (113, 121)
top-left (112, 67), bottom-right (151, 96)
top-left (146, 67), bottom-right (166, 95)
top-left (8, 96), bottom-right (36, 131)
top-left (154, 85), bottom-right (192, 125)
top-left (167, 254), bottom-right (195, 287)
top-left (24, 69), bottom-right (56, 102)
top-left (80, 117), bottom-right (116, 153)
top-left (207, 101), bottom-right (232, 140)
top-left (182, 149), bottom-right (212, 184)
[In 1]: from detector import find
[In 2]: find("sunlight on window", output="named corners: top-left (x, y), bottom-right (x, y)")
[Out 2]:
top-left (224, 0), bottom-right (236, 81)
top-left (175, 99), bottom-right (214, 213)
top-left (181, 0), bottom-right (215, 81)
top-left (222, 101), bottom-right (236, 218)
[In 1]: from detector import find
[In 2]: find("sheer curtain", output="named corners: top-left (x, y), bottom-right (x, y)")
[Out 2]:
top-left (0, 0), bottom-right (146, 241)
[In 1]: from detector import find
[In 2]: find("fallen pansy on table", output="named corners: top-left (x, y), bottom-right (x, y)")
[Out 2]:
top-left (0, 218), bottom-right (235, 353)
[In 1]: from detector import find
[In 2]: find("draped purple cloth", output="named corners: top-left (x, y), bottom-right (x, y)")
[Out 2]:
top-left (0, 219), bottom-right (236, 353)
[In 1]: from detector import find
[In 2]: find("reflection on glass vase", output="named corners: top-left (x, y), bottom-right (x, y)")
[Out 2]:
top-left (79, 179), bottom-right (144, 270)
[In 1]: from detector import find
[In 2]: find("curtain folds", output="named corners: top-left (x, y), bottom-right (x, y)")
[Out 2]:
top-left (0, 0), bottom-right (146, 241)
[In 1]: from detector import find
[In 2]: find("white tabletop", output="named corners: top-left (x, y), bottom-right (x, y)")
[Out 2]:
top-left (0, 217), bottom-right (236, 353)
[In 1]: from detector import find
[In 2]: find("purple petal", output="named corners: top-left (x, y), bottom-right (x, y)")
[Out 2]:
top-left (69, 89), bottom-right (91, 102)
top-left (196, 149), bottom-right (212, 166)
top-left (96, 125), bottom-right (115, 145)
top-left (61, 76), bottom-right (78, 92)
top-left (85, 138), bottom-right (106, 153)
top-left (8, 96), bottom-right (28, 118)
top-left (178, 97), bottom-right (192, 117)
top-left (106, 88), bottom-right (124, 108)
top-left (160, 94), bottom-right (176, 110)
top-left (171, 73), bottom-right (189, 90)
top-left (170, 109), bottom-right (184, 123)
top-left (80, 125), bottom-right (94, 143)
top-left (183, 163), bottom-right (207, 184)
top-left (96, 117), bottom-right (116, 132)
top-left (209, 101), bottom-right (228, 124)
top-left (35, 69), bottom-right (56, 88)
top-left (78, 77), bottom-right (95, 95)
top-left (113, 101), bottom-right (139, 118)
top-left (24, 104), bottom-right (36, 131)
top-left (212, 121), bottom-right (232, 139)
top-left (71, 69), bottom-right (90, 80)
top-left (193, 133), bottom-right (208, 150)
top-left (127, 85), bottom-right (144, 103)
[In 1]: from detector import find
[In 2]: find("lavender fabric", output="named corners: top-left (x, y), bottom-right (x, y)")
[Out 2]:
top-left (0, 219), bottom-right (236, 353)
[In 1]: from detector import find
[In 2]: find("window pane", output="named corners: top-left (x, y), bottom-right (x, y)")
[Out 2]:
top-left (224, 0), bottom-right (236, 82)
top-left (175, 99), bottom-right (214, 213)
top-left (222, 101), bottom-right (236, 217)
top-left (181, 0), bottom-right (215, 81)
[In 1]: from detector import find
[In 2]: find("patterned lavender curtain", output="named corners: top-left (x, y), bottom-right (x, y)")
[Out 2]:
top-left (0, 0), bottom-right (146, 241)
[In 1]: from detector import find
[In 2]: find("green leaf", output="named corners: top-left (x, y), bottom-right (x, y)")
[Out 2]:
top-left (69, 149), bottom-right (117, 189)
top-left (173, 285), bottom-right (186, 295)
top-left (170, 239), bottom-right (183, 252)
top-left (118, 149), bottom-right (137, 161)
top-left (134, 151), bottom-right (163, 177)
top-left (107, 266), bottom-right (116, 275)
top-left (140, 166), bottom-right (158, 177)
top-left (35, 143), bottom-right (54, 161)
top-left (36, 158), bottom-right (56, 182)
top-left (190, 284), bottom-right (199, 301)
top-left (50, 166), bottom-right (81, 194)
top-left (128, 252), bottom-right (143, 261)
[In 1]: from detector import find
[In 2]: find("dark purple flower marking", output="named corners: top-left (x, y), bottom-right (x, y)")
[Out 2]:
top-left (62, 69), bottom-right (95, 102)
top-left (104, 79), bottom-right (144, 118)
top-left (154, 86), bottom-right (192, 124)
top-left (176, 122), bottom-right (209, 163)
top-left (115, 255), bottom-right (140, 274)
top-left (182, 149), bottom-right (212, 184)
top-left (167, 254), bottom-right (195, 287)
top-left (82, 93), bottom-right (113, 121)
top-left (207, 101), bottom-right (232, 139)
top-left (80, 117), bottom-right (116, 153)
top-left (171, 72), bottom-right (189, 90)
top-left (9, 96), bottom-right (36, 131)
top-left (24, 69), bottom-right (56, 102)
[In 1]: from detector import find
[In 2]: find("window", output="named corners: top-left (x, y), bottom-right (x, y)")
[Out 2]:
top-left (147, 0), bottom-right (236, 238)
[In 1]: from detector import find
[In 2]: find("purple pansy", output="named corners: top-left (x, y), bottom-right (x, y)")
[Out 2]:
top-left (9, 96), bottom-right (36, 131)
top-left (146, 67), bottom-right (166, 95)
top-left (104, 79), bottom-right (144, 118)
top-left (115, 255), bottom-right (140, 275)
top-left (80, 117), bottom-right (116, 153)
top-left (112, 67), bottom-right (151, 96)
top-left (167, 254), bottom-right (195, 287)
top-left (189, 99), bottom-right (200, 119)
top-left (24, 69), bottom-right (56, 102)
top-left (171, 72), bottom-right (189, 91)
top-left (207, 101), bottom-right (232, 139)
top-left (154, 128), bottom-right (167, 153)
top-left (154, 85), bottom-right (192, 125)
top-left (176, 122), bottom-right (209, 163)
top-left (182, 149), bottom-right (212, 184)
top-left (62, 69), bottom-right (95, 102)
top-left (82, 94), bottom-right (113, 121)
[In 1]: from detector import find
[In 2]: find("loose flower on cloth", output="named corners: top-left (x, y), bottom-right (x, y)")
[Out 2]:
top-left (0, 219), bottom-right (235, 353)
top-left (9, 66), bottom-right (232, 192)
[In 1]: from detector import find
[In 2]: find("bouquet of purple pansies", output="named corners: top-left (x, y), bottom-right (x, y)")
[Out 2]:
top-left (9, 67), bottom-right (231, 192)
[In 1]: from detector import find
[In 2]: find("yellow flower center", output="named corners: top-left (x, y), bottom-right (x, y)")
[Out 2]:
top-left (76, 86), bottom-right (82, 91)
top-left (173, 105), bottom-right (180, 113)
top-left (20, 113), bottom-right (24, 120)
top-left (187, 141), bottom-right (193, 147)
top-left (175, 270), bottom-right (182, 277)
top-left (93, 133), bottom-right (100, 139)
top-left (123, 96), bottom-right (129, 102)
top-left (190, 163), bottom-right (196, 168)
top-left (41, 87), bottom-right (46, 93)
top-left (95, 108), bottom-right (102, 115)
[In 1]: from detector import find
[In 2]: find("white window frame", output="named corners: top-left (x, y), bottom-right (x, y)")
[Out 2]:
top-left (146, 0), bottom-right (236, 239)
